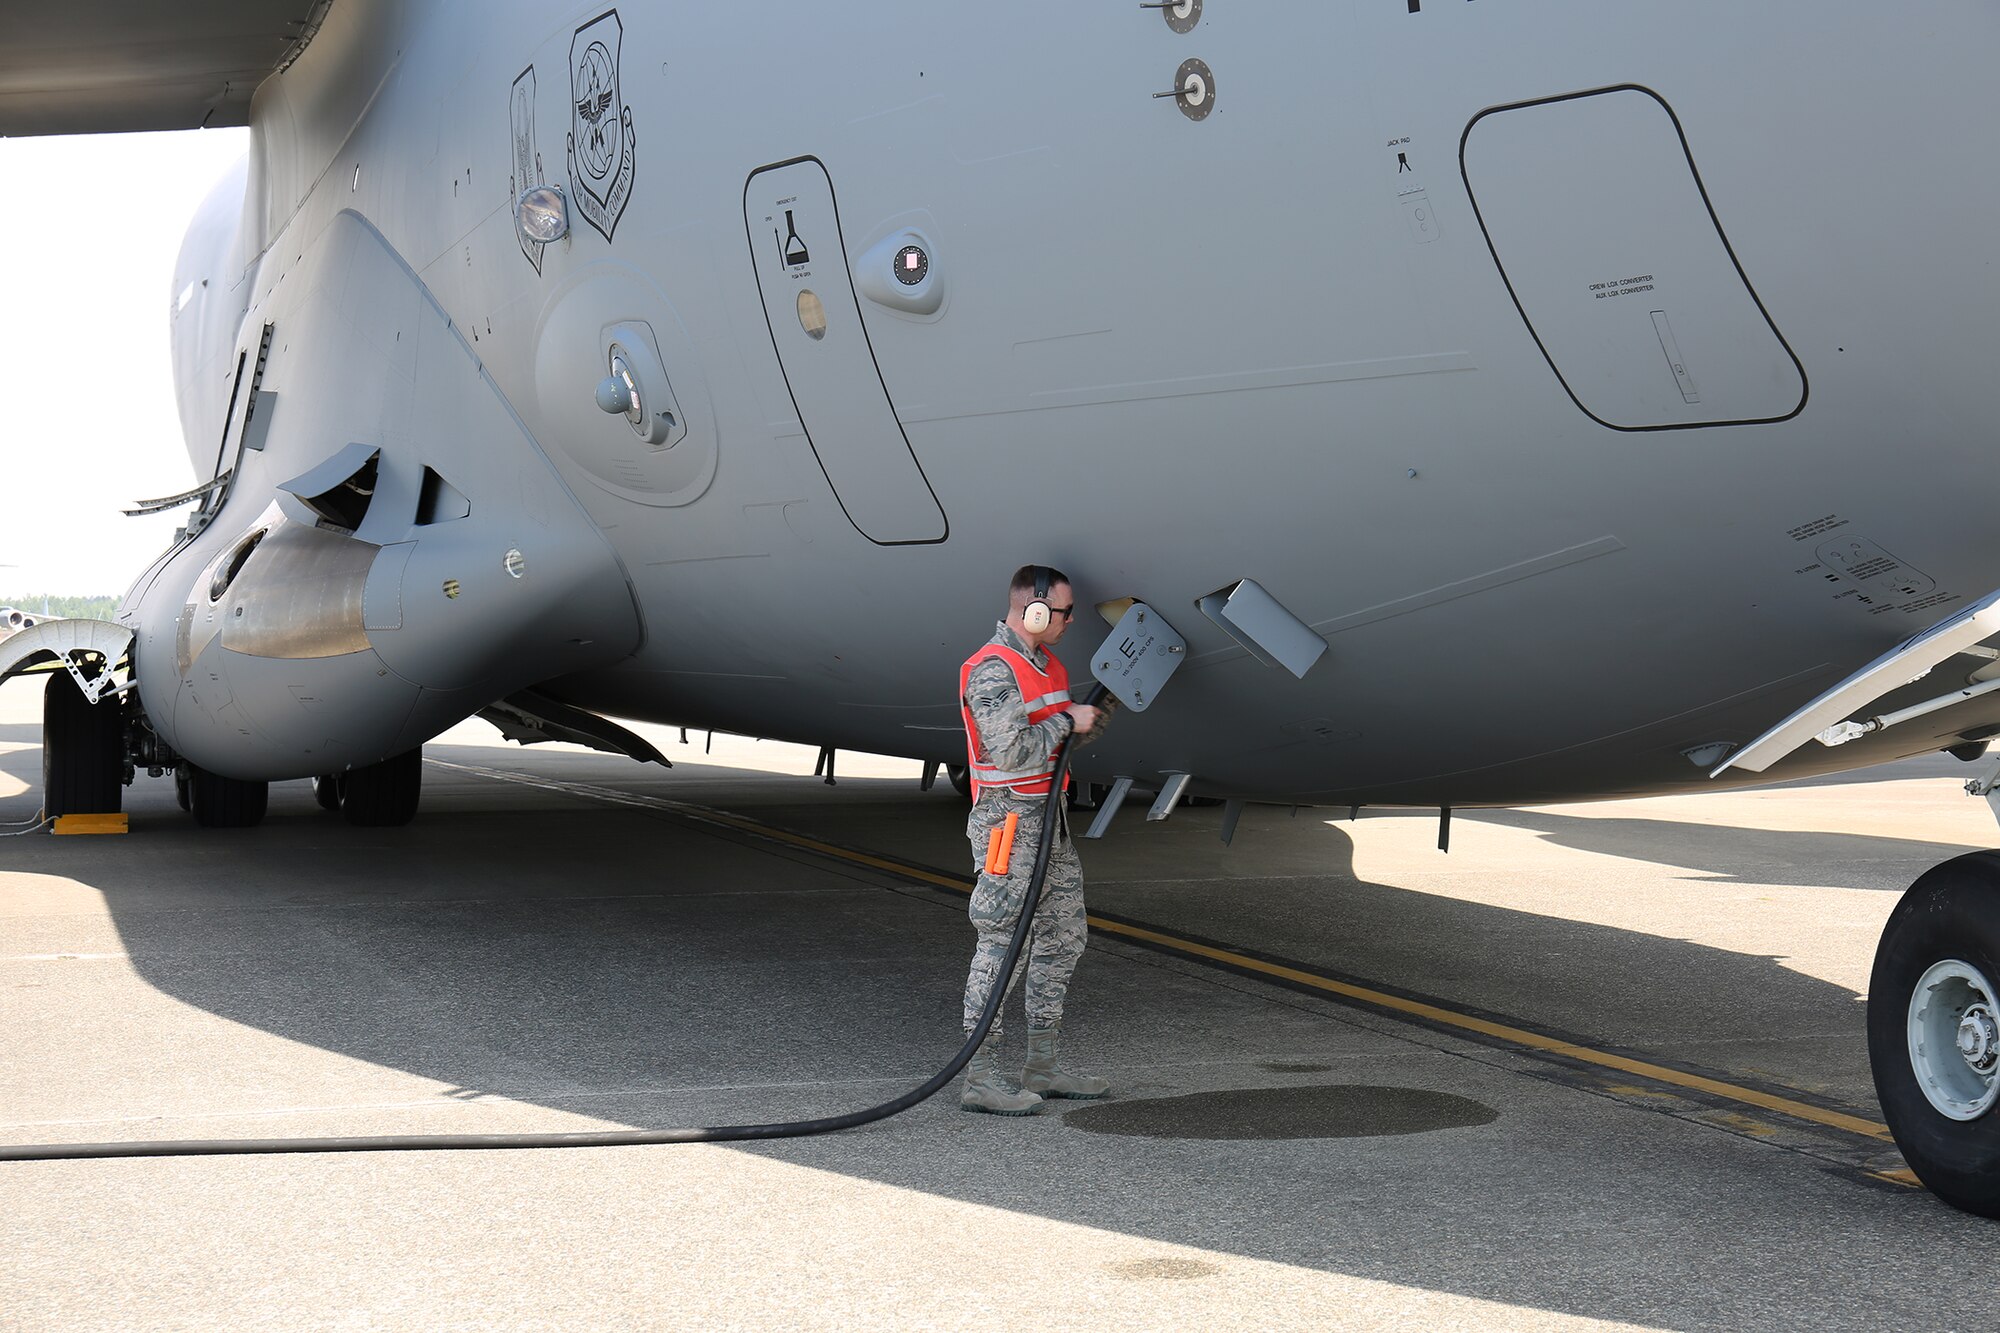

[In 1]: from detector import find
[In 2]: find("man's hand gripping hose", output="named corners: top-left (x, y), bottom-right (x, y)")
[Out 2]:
top-left (0, 685), bottom-right (1112, 1162)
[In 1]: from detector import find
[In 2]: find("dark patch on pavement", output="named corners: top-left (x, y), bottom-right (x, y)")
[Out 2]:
top-left (1063, 1084), bottom-right (1499, 1140)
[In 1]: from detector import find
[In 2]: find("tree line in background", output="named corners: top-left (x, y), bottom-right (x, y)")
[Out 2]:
top-left (0, 595), bottom-right (118, 620)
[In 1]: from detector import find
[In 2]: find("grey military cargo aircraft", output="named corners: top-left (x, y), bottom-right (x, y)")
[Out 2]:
top-left (5, 0), bottom-right (2000, 1214)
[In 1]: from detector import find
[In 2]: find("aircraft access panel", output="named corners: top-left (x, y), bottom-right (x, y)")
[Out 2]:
top-left (744, 158), bottom-right (948, 545)
top-left (1462, 86), bottom-right (1807, 432)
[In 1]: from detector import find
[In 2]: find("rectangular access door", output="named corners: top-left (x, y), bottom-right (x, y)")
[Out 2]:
top-left (745, 157), bottom-right (947, 544)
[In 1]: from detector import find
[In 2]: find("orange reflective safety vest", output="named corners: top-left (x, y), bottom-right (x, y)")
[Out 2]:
top-left (959, 642), bottom-right (1073, 800)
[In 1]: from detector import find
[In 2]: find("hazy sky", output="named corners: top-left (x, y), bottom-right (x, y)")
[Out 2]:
top-left (0, 129), bottom-right (251, 599)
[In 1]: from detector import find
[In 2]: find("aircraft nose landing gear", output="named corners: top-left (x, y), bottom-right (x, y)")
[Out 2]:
top-left (1868, 851), bottom-right (2000, 1217)
top-left (42, 666), bottom-right (124, 818)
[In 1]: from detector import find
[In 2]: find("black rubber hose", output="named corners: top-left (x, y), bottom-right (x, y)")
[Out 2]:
top-left (0, 684), bottom-right (1112, 1162)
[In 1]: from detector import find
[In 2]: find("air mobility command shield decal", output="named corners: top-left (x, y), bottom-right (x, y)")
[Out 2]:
top-left (567, 9), bottom-right (635, 243)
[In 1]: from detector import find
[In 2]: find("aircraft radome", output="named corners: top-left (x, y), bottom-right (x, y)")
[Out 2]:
top-left (5, 0), bottom-right (2000, 1214)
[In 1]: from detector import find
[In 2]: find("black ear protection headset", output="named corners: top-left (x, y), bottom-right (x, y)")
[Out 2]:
top-left (1021, 565), bottom-right (1056, 635)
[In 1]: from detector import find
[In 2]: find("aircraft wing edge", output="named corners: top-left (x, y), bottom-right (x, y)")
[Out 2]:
top-left (0, 2), bottom-right (330, 136)
top-left (1713, 590), bottom-right (2000, 776)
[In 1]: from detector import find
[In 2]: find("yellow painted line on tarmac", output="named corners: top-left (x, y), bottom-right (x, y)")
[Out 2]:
top-left (1082, 920), bottom-right (1896, 1142)
top-left (433, 758), bottom-right (1901, 1150)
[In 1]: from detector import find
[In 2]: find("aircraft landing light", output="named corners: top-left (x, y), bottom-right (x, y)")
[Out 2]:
top-left (515, 184), bottom-right (569, 245)
top-left (429, 755), bottom-right (1911, 1182)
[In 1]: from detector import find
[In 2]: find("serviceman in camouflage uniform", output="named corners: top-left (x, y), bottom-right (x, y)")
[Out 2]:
top-left (957, 565), bottom-right (1113, 1115)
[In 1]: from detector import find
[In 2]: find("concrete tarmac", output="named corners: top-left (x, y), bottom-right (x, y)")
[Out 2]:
top-left (4, 673), bottom-right (1999, 1331)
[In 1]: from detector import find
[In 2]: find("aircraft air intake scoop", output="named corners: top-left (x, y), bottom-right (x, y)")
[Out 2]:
top-left (280, 443), bottom-right (381, 531)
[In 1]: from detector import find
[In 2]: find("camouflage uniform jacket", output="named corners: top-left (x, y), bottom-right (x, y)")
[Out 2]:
top-left (962, 622), bottom-right (1077, 810)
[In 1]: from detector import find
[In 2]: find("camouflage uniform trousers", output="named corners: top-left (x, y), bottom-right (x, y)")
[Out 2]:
top-left (961, 793), bottom-right (1087, 1038)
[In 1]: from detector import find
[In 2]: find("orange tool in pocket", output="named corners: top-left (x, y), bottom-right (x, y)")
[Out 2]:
top-left (984, 811), bottom-right (1021, 876)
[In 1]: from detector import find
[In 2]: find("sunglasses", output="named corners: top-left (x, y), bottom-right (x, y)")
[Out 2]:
top-left (1046, 604), bottom-right (1076, 621)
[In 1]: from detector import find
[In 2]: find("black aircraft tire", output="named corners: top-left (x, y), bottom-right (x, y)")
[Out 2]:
top-left (1868, 850), bottom-right (2000, 1218)
top-left (946, 764), bottom-right (971, 800)
top-left (343, 749), bottom-right (422, 827)
top-left (174, 770), bottom-right (191, 812)
top-left (42, 671), bottom-right (123, 818)
top-left (311, 774), bottom-right (346, 812)
top-left (187, 765), bottom-right (269, 829)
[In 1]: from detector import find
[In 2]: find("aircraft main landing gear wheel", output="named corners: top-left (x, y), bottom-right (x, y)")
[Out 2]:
top-left (42, 669), bottom-right (123, 818)
top-left (946, 764), bottom-right (971, 800)
top-left (186, 764), bottom-right (269, 829)
top-left (342, 748), bottom-right (422, 827)
top-left (311, 773), bottom-right (346, 811)
top-left (1868, 850), bottom-right (2000, 1217)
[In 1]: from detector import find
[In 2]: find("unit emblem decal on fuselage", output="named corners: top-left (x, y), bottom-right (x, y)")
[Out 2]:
top-left (567, 9), bottom-right (635, 243)
top-left (509, 65), bottom-right (545, 273)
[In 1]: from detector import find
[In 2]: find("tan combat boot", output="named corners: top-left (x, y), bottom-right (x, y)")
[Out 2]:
top-left (1021, 1026), bottom-right (1110, 1099)
top-left (961, 1036), bottom-right (1044, 1115)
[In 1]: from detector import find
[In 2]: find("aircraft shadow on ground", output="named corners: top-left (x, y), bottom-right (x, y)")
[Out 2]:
top-left (0, 737), bottom-right (1989, 1326)
top-left (1762, 751), bottom-right (1991, 790)
top-left (1463, 806), bottom-right (1981, 888)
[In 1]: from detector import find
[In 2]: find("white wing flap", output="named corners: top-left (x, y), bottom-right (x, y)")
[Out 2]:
top-left (1715, 590), bottom-right (2000, 776)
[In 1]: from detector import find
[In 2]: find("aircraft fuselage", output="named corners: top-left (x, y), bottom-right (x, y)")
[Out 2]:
top-left (127, 0), bottom-right (2000, 805)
